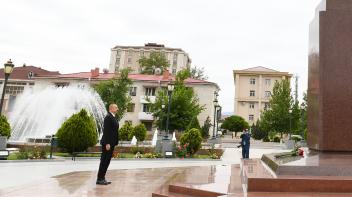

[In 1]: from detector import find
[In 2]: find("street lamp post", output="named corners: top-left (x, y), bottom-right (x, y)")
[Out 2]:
top-left (160, 104), bottom-right (165, 135)
top-left (289, 109), bottom-right (292, 140)
top-left (212, 91), bottom-right (218, 139)
top-left (216, 106), bottom-right (222, 137)
top-left (0, 59), bottom-right (15, 115)
top-left (164, 82), bottom-right (174, 140)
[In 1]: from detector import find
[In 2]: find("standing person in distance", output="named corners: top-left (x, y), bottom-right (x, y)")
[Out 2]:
top-left (97, 104), bottom-right (119, 185)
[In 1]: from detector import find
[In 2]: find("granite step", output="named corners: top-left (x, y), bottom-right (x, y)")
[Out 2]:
top-left (152, 184), bottom-right (226, 197)
top-left (240, 158), bottom-right (352, 193)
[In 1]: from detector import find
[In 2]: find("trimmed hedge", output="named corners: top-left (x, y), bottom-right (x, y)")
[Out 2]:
top-left (180, 128), bottom-right (202, 155)
top-left (56, 109), bottom-right (98, 153)
top-left (0, 115), bottom-right (11, 138)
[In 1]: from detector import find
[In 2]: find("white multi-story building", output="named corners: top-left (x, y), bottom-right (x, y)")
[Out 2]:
top-left (35, 68), bottom-right (219, 135)
top-left (109, 43), bottom-right (192, 75)
top-left (233, 66), bottom-right (292, 124)
top-left (0, 65), bottom-right (59, 115)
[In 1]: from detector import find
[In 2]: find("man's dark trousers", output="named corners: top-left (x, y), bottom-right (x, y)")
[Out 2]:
top-left (242, 147), bottom-right (246, 158)
top-left (244, 145), bottom-right (250, 158)
top-left (97, 145), bottom-right (115, 181)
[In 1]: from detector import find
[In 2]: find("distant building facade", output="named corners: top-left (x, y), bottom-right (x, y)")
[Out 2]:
top-left (109, 43), bottom-right (192, 75)
top-left (233, 66), bottom-right (292, 124)
top-left (35, 68), bottom-right (219, 134)
top-left (0, 65), bottom-right (59, 115)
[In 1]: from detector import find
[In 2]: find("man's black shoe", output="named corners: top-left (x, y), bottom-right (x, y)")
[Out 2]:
top-left (96, 180), bottom-right (109, 185)
top-left (104, 180), bottom-right (112, 184)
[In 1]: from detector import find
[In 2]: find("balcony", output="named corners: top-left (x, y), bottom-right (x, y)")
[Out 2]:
top-left (140, 95), bottom-right (156, 104)
top-left (138, 112), bottom-right (154, 121)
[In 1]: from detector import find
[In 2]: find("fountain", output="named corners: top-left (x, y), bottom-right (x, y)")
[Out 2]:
top-left (152, 129), bottom-right (158, 146)
top-left (172, 132), bottom-right (176, 141)
top-left (131, 136), bottom-right (137, 146)
top-left (9, 86), bottom-right (106, 142)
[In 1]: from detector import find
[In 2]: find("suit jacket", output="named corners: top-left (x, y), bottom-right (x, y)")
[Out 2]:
top-left (100, 112), bottom-right (119, 146)
top-left (241, 133), bottom-right (251, 148)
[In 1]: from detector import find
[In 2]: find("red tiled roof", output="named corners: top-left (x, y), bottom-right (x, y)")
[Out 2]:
top-left (0, 66), bottom-right (60, 80)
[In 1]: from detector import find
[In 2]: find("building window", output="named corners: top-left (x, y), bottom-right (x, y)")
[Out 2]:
top-left (128, 49), bottom-right (133, 56)
top-left (265, 91), bottom-right (271, 98)
top-left (143, 104), bottom-right (151, 112)
top-left (265, 79), bottom-right (271, 86)
top-left (249, 103), bottom-right (255, 109)
top-left (5, 86), bottom-right (24, 95)
top-left (172, 68), bottom-right (177, 74)
top-left (250, 90), bottom-right (255, 97)
top-left (127, 103), bottom-right (135, 112)
top-left (116, 51), bottom-right (119, 56)
top-left (140, 51), bottom-right (144, 57)
top-left (250, 78), bottom-right (256, 85)
top-left (129, 87), bottom-right (137, 96)
top-left (145, 87), bottom-right (156, 96)
top-left (55, 82), bottom-right (69, 88)
top-left (115, 58), bottom-right (120, 66)
top-left (127, 57), bottom-right (132, 64)
top-left (264, 103), bottom-right (270, 110)
top-left (249, 115), bottom-right (254, 121)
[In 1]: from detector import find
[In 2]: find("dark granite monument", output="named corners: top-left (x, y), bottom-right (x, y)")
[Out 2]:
top-left (243, 0), bottom-right (352, 193)
top-left (308, 0), bottom-right (352, 151)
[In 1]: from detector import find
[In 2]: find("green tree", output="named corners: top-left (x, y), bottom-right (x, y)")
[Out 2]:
top-left (132, 124), bottom-right (147, 142)
top-left (138, 52), bottom-right (170, 74)
top-left (180, 128), bottom-right (202, 155)
top-left (251, 121), bottom-right (267, 140)
top-left (189, 66), bottom-right (208, 80)
top-left (0, 115), bottom-right (11, 139)
top-left (186, 116), bottom-right (201, 131)
top-left (150, 69), bottom-right (205, 132)
top-left (260, 79), bottom-right (300, 138)
top-left (200, 116), bottom-right (211, 139)
top-left (300, 92), bottom-right (308, 139)
top-left (94, 68), bottom-right (132, 119)
top-left (56, 109), bottom-right (98, 153)
top-left (221, 115), bottom-right (249, 137)
top-left (119, 122), bottom-right (134, 141)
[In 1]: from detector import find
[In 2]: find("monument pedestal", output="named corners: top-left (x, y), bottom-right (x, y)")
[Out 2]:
top-left (241, 154), bottom-right (352, 193)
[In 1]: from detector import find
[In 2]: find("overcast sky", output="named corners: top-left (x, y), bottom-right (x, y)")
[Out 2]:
top-left (0, 0), bottom-right (321, 113)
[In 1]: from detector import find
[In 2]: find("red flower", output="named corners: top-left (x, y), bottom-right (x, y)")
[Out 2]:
top-left (298, 148), bottom-right (304, 156)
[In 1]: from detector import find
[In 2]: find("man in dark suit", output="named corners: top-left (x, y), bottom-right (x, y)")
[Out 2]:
top-left (238, 129), bottom-right (250, 159)
top-left (97, 104), bottom-right (119, 185)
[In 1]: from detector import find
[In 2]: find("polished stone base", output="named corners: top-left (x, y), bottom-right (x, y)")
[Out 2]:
top-left (1, 163), bottom-right (351, 196)
top-left (262, 150), bottom-right (352, 176)
top-left (244, 151), bottom-right (352, 193)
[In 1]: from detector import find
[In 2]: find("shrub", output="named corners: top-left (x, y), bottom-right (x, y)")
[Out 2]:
top-left (0, 115), bottom-right (11, 138)
top-left (143, 152), bottom-right (162, 158)
top-left (263, 136), bottom-right (270, 142)
top-left (119, 122), bottom-right (134, 141)
top-left (291, 136), bottom-right (302, 142)
top-left (200, 116), bottom-right (211, 139)
top-left (130, 146), bottom-right (145, 154)
top-left (180, 128), bottom-right (202, 155)
top-left (251, 123), bottom-right (267, 140)
top-left (186, 116), bottom-right (201, 131)
top-left (175, 143), bottom-right (188, 158)
top-left (273, 136), bottom-right (281, 143)
top-left (132, 124), bottom-right (147, 142)
top-left (56, 109), bottom-right (98, 153)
